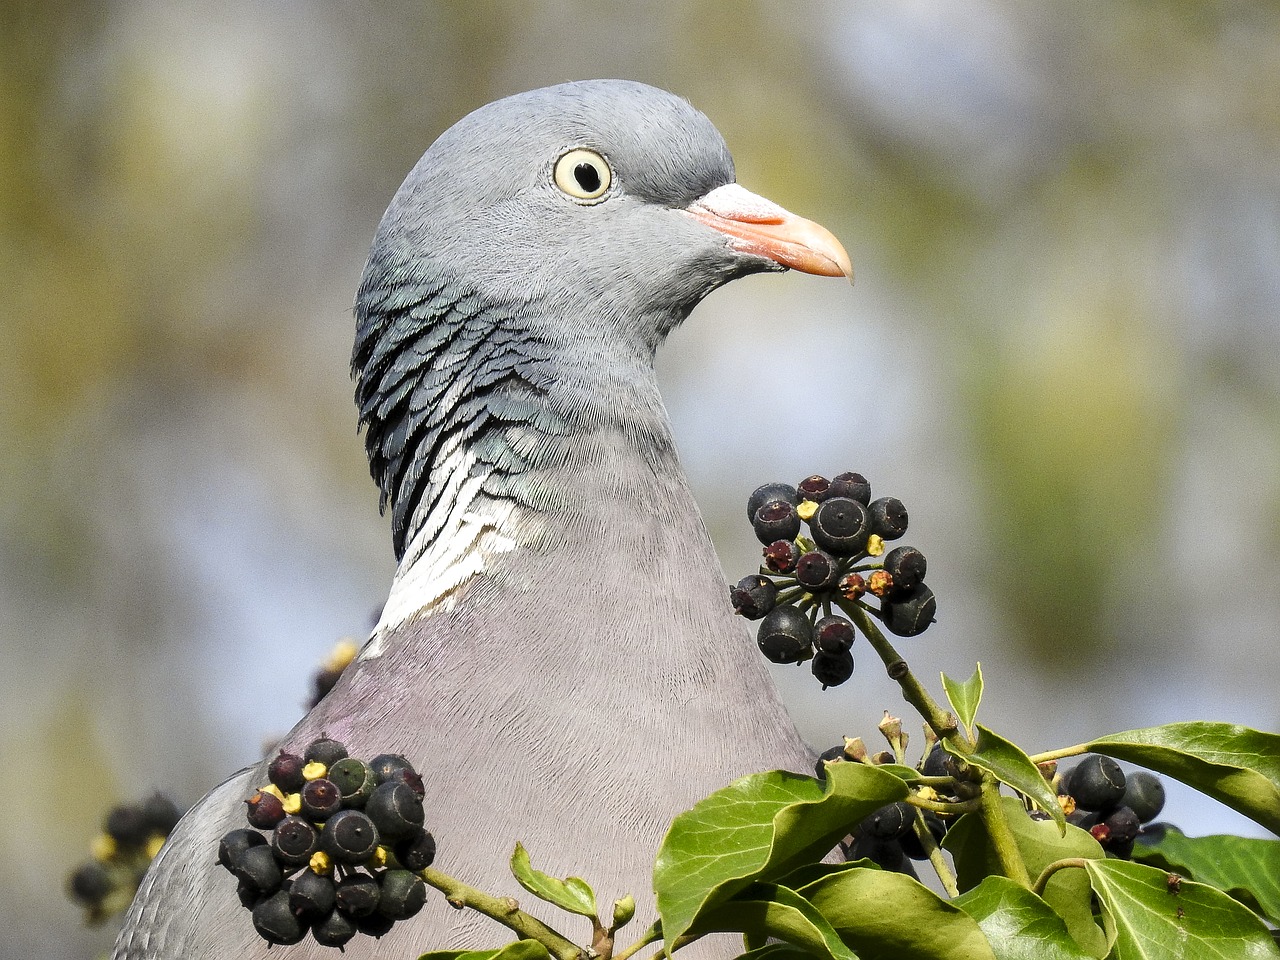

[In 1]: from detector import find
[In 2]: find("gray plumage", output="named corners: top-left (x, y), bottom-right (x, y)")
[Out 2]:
top-left (115, 80), bottom-right (846, 960)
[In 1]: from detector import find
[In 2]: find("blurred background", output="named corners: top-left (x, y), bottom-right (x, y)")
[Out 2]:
top-left (4, 1), bottom-right (1278, 956)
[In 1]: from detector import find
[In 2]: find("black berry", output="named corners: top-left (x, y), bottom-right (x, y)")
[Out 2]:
top-left (756, 607), bottom-right (814, 664)
top-left (301, 778), bottom-right (343, 821)
top-left (883, 546), bottom-right (927, 597)
top-left (860, 802), bottom-right (913, 841)
top-left (814, 615), bottom-right (855, 654)
top-left (68, 862), bottom-right (112, 905)
top-left (1122, 771), bottom-right (1166, 824)
top-left (730, 575), bottom-right (777, 620)
top-left (881, 584), bottom-right (936, 637)
top-left (746, 482), bottom-right (798, 521)
top-left (811, 650), bottom-right (854, 688)
top-left (763, 539), bottom-right (801, 573)
top-left (797, 474), bottom-right (832, 502)
top-left (1068, 755), bottom-right (1127, 812)
top-left (377, 869), bottom-right (427, 919)
top-left (753, 500), bottom-right (802, 545)
top-left (289, 869), bottom-right (337, 918)
top-left (303, 737), bottom-right (349, 769)
top-left (218, 828), bottom-right (267, 872)
top-left (829, 472), bottom-right (871, 505)
top-left (106, 805), bottom-right (151, 847)
top-left (335, 872), bottom-right (381, 917)
top-left (141, 793), bottom-right (183, 836)
top-left (233, 844), bottom-right (283, 895)
top-left (322, 809), bottom-right (381, 865)
top-left (364, 782), bottom-right (425, 841)
top-left (368, 754), bottom-right (415, 785)
top-left (394, 828), bottom-right (437, 871)
top-left (252, 888), bottom-right (308, 945)
top-left (810, 497), bottom-right (871, 556)
top-left (795, 550), bottom-right (839, 590)
top-left (268, 751), bottom-right (306, 793)
top-left (272, 815), bottom-right (320, 866)
top-left (868, 497), bottom-right (909, 540)
top-left (312, 909), bottom-right (358, 948)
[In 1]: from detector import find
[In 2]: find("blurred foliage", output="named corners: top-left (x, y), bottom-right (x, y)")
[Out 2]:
top-left (1, 2), bottom-right (1278, 958)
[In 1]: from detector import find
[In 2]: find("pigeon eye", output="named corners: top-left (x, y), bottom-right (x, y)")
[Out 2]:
top-left (554, 149), bottom-right (611, 202)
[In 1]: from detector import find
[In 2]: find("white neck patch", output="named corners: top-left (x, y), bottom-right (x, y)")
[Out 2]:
top-left (362, 446), bottom-right (518, 659)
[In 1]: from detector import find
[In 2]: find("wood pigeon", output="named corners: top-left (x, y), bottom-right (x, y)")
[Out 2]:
top-left (113, 79), bottom-right (851, 959)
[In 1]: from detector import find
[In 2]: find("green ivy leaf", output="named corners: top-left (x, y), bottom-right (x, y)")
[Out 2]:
top-left (730, 944), bottom-right (824, 960)
top-left (945, 725), bottom-right (1064, 831)
top-left (509, 843), bottom-right (597, 918)
top-left (797, 864), bottom-right (996, 960)
top-left (953, 876), bottom-right (1094, 960)
top-left (1087, 722), bottom-right (1280, 835)
top-left (1084, 858), bottom-right (1280, 960)
top-left (943, 664), bottom-right (983, 735)
top-left (1133, 825), bottom-right (1280, 924)
top-left (418, 941), bottom-right (555, 960)
top-left (654, 762), bottom-right (908, 951)
top-left (690, 883), bottom-right (857, 960)
top-left (943, 797), bottom-right (1106, 957)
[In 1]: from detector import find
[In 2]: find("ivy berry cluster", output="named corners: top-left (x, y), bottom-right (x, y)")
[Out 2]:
top-left (730, 472), bottom-right (936, 688)
top-left (67, 793), bottom-right (184, 923)
top-left (1058, 755), bottom-right (1166, 859)
top-left (219, 736), bottom-right (436, 948)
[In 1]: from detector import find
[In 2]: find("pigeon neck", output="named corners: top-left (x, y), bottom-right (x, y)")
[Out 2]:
top-left (354, 280), bottom-right (684, 640)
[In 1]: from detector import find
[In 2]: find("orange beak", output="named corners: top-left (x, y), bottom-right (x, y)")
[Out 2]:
top-left (681, 183), bottom-right (853, 281)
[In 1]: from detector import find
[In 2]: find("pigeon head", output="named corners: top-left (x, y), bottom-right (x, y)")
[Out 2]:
top-left (353, 80), bottom-right (850, 580)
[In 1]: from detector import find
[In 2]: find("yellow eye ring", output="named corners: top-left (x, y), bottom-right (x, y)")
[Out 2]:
top-left (554, 149), bottom-right (611, 202)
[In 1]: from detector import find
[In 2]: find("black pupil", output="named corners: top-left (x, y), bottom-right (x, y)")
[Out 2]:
top-left (574, 162), bottom-right (601, 193)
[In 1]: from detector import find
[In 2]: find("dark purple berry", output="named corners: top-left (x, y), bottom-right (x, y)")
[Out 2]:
top-left (814, 743), bottom-right (847, 779)
top-left (829, 472), bottom-right (871, 505)
top-left (883, 546), bottom-right (927, 597)
top-left (811, 650), bottom-right (854, 688)
top-left (335, 872), bottom-right (381, 917)
top-left (364, 781), bottom-right (425, 841)
top-left (394, 828), bottom-right (437, 871)
top-left (763, 539), bottom-right (801, 573)
top-left (378, 869), bottom-right (427, 919)
top-left (218, 828), bottom-right (267, 872)
top-left (268, 751), bottom-right (306, 793)
top-left (303, 737), bottom-right (349, 768)
top-left (233, 844), bottom-right (283, 895)
top-left (68, 862), bottom-right (112, 904)
top-left (322, 809), bottom-right (381, 865)
top-left (814, 615), bottom-right (855, 654)
top-left (1122, 772), bottom-right (1166, 824)
top-left (810, 497), bottom-right (871, 556)
top-left (1067, 755), bottom-right (1126, 811)
top-left (797, 474), bottom-right (832, 502)
top-left (860, 801), bottom-right (912, 840)
top-left (245, 790), bottom-right (286, 830)
top-left (881, 584), bottom-right (936, 637)
top-left (385, 766), bottom-right (426, 798)
top-left (868, 497), bottom-right (909, 540)
top-left (795, 550), bottom-right (839, 590)
top-left (730, 575), bottom-right (777, 620)
top-left (301, 778), bottom-right (342, 820)
top-left (746, 482), bottom-right (798, 521)
top-left (106, 805), bottom-right (151, 847)
top-left (289, 869), bottom-right (337, 918)
top-left (753, 500), bottom-right (802, 545)
top-left (368, 753), bottom-right (415, 785)
top-left (756, 606), bottom-right (814, 664)
top-left (252, 888), bottom-right (308, 945)
top-left (272, 815), bottom-right (320, 866)
top-left (141, 793), bottom-right (183, 836)
top-left (312, 909), bottom-right (358, 948)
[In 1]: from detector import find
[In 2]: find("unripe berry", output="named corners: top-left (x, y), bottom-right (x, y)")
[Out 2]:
top-left (328, 757), bottom-right (378, 808)
top-left (763, 539), bottom-right (801, 573)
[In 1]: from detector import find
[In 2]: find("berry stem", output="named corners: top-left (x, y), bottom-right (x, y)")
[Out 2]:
top-left (1028, 744), bottom-right (1089, 765)
top-left (909, 808), bottom-right (959, 898)
top-left (836, 599), bottom-right (968, 751)
top-left (1030, 857), bottom-right (1091, 897)
top-left (418, 867), bottom-right (586, 960)
top-left (977, 780), bottom-right (1032, 888)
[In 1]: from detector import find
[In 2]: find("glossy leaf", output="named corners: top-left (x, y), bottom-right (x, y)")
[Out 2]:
top-left (944, 797), bottom-right (1106, 957)
top-left (690, 883), bottom-right (857, 960)
top-left (1085, 858), bottom-right (1280, 959)
top-left (509, 843), bottom-right (597, 918)
top-left (945, 725), bottom-right (1063, 831)
top-left (943, 664), bottom-right (983, 735)
top-left (655, 762), bottom-right (907, 950)
top-left (798, 864), bottom-right (996, 960)
top-left (953, 876), bottom-right (1094, 960)
top-left (1133, 825), bottom-right (1280, 924)
top-left (1087, 722), bottom-right (1280, 834)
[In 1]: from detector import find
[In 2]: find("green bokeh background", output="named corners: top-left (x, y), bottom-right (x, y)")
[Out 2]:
top-left (3, 2), bottom-right (1278, 957)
